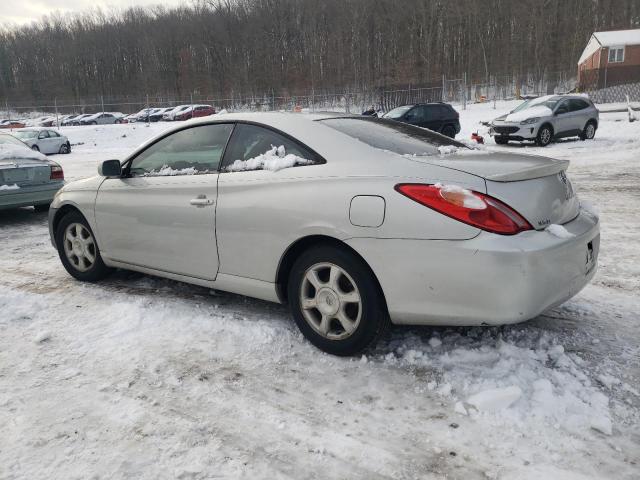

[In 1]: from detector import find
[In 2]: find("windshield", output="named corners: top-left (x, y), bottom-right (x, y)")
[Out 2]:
top-left (512, 96), bottom-right (561, 113)
top-left (320, 117), bottom-right (466, 156)
top-left (383, 105), bottom-right (413, 119)
top-left (13, 131), bottom-right (38, 139)
top-left (0, 134), bottom-right (29, 146)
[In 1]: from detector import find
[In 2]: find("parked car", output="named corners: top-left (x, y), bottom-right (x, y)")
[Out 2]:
top-left (148, 107), bottom-right (173, 122)
top-left (489, 95), bottom-right (599, 146)
top-left (0, 133), bottom-right (64, 211)
top-left (174, 105), bottom-right (216, 121)
top-left (69, 114), bottom-right (93, 126)
top-left (48, 113), bottom-right (599, 356)
top-left (383, 102), bottom-right (461, 138)
top-left (117, 113), bottom-right (138, 124)
top-left (0, 120), bottom-right (27, 129)
top-left (12, 128), bottom-right (71, 154)
top-left (162, 105), bottom-right (191, 121)
top-left (79, 112), bottom-right (122, 125)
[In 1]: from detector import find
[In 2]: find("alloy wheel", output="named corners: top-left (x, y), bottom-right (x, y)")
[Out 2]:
top-left (586, 123), bottom-right (595, 139)
top-left (299, 262), bottom-right (362, 340)
top-left (63, 223), bottom-right (96, 272)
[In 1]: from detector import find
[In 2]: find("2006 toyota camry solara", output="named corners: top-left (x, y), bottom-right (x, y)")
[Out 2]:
top-left (48, 113), bottom-right (599, 355)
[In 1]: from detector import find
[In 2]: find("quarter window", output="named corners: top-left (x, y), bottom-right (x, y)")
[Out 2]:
top-left (129, 124), bottom-right (234, 176)
top-left (221, 123), bottom-right (319, 172)
top-left (608, 47), bottom-right (624, 63)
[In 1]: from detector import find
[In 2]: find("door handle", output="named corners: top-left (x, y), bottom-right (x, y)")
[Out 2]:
top-left (190, 195), bottom-right (214, 207)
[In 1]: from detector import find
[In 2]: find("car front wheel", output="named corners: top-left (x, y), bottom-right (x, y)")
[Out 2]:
top-left (580, 121), bottom-right (596, 140)
top-left (288, 245), bottom-right (389, 356)
top-left (536, 125), bottom-right (553, 146)
top-left (59, 143), bottom-right (70, 154)
top-left (55, 211), bottom-right (112, 282)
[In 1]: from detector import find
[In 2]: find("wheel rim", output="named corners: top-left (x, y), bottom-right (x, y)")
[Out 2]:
top-left (63, 223), bottom-right (96, 272)
top-left (299, 262), bottom-right (362, 340)
top-left (540, 128), bottom-right (551, 144)
top-left (586, 124), bottom-right (595, 139)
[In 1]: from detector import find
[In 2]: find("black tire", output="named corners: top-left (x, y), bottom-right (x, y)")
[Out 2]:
top-left (442, 125), bottom-right (456, 138)
top-left (287, 245), bottom-right (389, 356)
top-left (59, 142), bottom-right (70, 154)
top-left (579, 121), bottom-right (597, 141)
top-left (31, 145), bottom-right (40, 151)
top-left (494, 136), bottom-right (509, 145)
top-left (90, 121), bottom-right (97, 125)
top-left (536, 124), bottom-right (553, 146)
top-left (34, 203), bottom-right (50, 212)
top-left (55, 210), bottom-right (112, 282)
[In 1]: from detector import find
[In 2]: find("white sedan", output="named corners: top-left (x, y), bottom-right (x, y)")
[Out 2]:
top-left (12, 128), bottom-right (71, 154)
top-left (48, 113), bottom-right (600, 355)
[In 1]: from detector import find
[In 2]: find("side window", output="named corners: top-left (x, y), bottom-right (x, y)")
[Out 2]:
top-left (38, 131), bottom-right (49, 139)
top-left (221, 123), bottom-right (319, 172)
top-left (405, 106), bottom-right (426, 123)
top-left (569, 99), bottom-right (589, 112)
top-left (48, 130), bottom-right (60, 137)
top-left (555, 101), bottom-right (570, 115)
top-left (129, 123), bottom-right (234, 176)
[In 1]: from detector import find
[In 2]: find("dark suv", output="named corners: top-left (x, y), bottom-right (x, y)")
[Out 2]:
top-left (382, 103), bottom-right (461, 138)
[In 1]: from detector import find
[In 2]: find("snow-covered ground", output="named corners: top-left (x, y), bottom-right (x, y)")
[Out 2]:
top-left (1, 105), bottom-right (639, 479)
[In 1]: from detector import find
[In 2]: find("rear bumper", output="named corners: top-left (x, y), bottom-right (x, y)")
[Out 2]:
top-left (0, 183), bottom-right (62, 210)
top-left (346, 209), bottom-right (599, 326)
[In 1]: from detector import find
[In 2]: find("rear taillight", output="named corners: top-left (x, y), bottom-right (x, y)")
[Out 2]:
top-left (395, 183), bottom-right (532, 235)
top-left (50, 164), bottom-right (64, 180)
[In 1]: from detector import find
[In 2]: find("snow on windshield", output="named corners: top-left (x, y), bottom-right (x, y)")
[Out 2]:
top-left (505, 105), bottom-right (553, 122)
top-left (225, 145), bottom-right (313, 172)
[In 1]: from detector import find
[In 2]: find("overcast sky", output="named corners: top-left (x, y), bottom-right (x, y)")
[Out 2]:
top-left (1, 0), bottom-right (189, 26)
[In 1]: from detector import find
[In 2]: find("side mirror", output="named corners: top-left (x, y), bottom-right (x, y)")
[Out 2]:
top-left (98, 159), bottom-right (122, 177)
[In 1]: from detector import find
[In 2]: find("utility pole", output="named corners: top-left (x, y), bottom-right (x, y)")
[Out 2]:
top-left (442, 75), bottom-right (446, 102)
top-left (101, 95), bottom-right (105, 113)
top-left (55, 98), bottom-right (59, 129)
top-left (146, 94), bottom-right (150, 124)
top-left (463, 73), bottom-right (467, 110)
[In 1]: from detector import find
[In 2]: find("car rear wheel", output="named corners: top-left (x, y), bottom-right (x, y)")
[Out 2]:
top-left (494, 136), bottom-right (509, 145)
top-left (442, 125), bottom-right (456, 138)
top-left (536, 125), bottom-right (553, 146)
top-left (59, 143), bottom-right (70, 154)
top-left (580, 121), bottom-right (596, 140)
top-left (55, 211), bottom-right (112, 282)
top-left (288, 245), bottom-right (389, 356)
top-left (31, 145), bottom-right (40, 151)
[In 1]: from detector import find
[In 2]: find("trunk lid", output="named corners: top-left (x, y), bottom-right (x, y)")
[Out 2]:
top-left (0, 159), bottom-right (51, 188)
top-left (420, 151), bottom-right (579, 229)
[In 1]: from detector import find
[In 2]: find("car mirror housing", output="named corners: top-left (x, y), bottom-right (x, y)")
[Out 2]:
top-left (98, 159), bottom-right (122, 177)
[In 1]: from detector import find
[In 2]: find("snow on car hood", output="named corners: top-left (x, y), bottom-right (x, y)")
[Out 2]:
top-left (504, 105), bottom-right (553, 122)
top-left (0, 144), bottom-right (48, 163)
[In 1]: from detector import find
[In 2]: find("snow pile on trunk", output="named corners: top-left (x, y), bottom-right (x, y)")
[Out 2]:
top-left (0, 184), bottom-right (20, 190)
top-left (386, 328), bottom-right (614, 435)
top-left (0, 143), bottom-right (47, 161)
top-left (143, 165), bottom-right (199, 176)
top-left (226, 145), bottom-right (313, 172)
top-left (436, 144), bottom-right (487, 156)
top-left (546, 224), bottom-right (575, 239)
top-left (505, 105), bottom-right (553, 122)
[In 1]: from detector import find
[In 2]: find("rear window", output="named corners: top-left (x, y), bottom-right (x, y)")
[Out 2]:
top-left (319, 117), bottom-right (466, 156)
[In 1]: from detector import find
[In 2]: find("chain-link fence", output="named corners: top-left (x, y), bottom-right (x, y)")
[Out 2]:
top-left (5, 69), bottom-right (634, 124)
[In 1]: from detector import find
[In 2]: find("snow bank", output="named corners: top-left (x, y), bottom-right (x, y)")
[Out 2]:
top-left (0, 184), bottom-right (20, 190)
top-left (546, 224), bottom-right (575, 239)
top-left (505, 105), bottom-right (553, 122)
top-left (0, 143), bottom-right (47, 161)
top-left (387, 328), bottom-right (614, 435)
top-left (226, 145), bottom-right (313, 172)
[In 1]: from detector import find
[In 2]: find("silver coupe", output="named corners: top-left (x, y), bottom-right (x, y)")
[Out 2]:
top-left (48, 113), bottom-right (600, 355)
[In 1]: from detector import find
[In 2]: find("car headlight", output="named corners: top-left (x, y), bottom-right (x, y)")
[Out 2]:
top-left (520, 117), bottom-right (540, 125)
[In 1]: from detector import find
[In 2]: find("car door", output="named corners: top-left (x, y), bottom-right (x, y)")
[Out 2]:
top-left (568, 99), bottom-right (590, 132)
top-left (47, 130), bottom-right (64, 152)
top-left (94, 123), bottom-right (234, 280)
top-left (552, 100), bottom-right (573, 137)
top-left (36, 130), bottom-right (55, 154)
top-left (403, 106), bottom-right (426, 128)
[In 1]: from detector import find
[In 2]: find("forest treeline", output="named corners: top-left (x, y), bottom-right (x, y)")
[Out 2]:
top-left (1, 0), bottom-right (639, 104)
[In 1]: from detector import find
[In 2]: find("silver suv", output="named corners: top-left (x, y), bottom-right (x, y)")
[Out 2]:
top-left (490, 95), bottom-right (599, 146)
